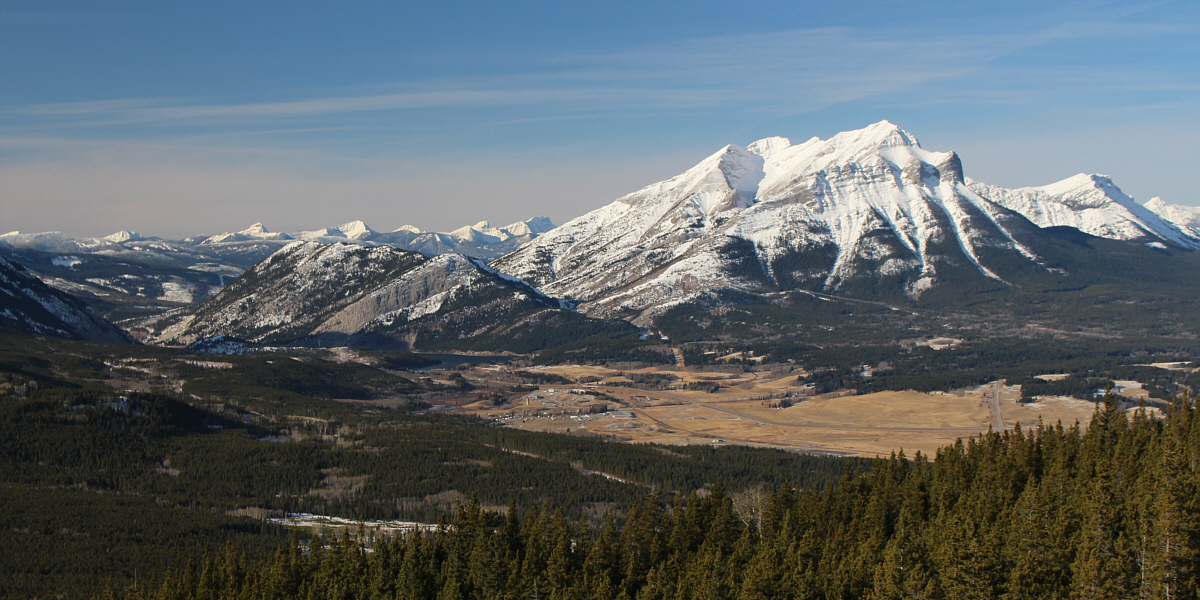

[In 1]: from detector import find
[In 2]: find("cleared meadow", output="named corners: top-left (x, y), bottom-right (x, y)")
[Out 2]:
top-left (464, 366), bottom-right (1104, 457)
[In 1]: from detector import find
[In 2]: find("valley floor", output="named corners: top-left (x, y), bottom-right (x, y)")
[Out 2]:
top-left (437, 364), bottom-right (1107, 457)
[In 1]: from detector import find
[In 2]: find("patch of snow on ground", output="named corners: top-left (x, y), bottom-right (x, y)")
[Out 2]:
top-left (160, 282), bottom-right (194, 303)
top-left (51, 256), bottom-right (82, 268)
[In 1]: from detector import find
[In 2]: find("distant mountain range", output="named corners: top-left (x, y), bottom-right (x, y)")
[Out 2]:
top-left (186, 216), bottom-right (555, 258)
top-left (3, 121), bottom-right (1198, 351)
top-left (0, 217), bottom-right (554, 314)
top-left (1, 216), bottom-right (555, 260)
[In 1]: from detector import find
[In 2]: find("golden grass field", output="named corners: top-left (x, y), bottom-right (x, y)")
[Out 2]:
top-left (462, 365), bottom-right (1108, 457)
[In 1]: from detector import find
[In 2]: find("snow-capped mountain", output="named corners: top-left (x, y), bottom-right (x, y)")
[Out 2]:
top-left (967, 175), bottom-right (1199, 249)
top-left (201, 222), bottom-right (294, 244)
top-left (371, 217), bottom-right (556, 259)
top-left (103, 230), bottom-right (143, 244)
top-left (1145, 197), bottom-right (1200, 240)
top-left (0, 255), bottom-right (136, 343)
top-left (154, 241), bottom-right (628, 351)
top-left (495, 121), bottom-right (1063, 322)
top-left (495, 121), bottom-right (1200, 324)
top-left (291, 220), bottom-right (379, 241)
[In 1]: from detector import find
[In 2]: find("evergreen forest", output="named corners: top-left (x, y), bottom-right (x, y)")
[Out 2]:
top-left (2, 332), bottom-right (1197, 599)
top-left (108, 397), bottom-right (1198, 600)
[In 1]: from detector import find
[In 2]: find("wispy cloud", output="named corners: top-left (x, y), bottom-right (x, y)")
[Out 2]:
top-left (3, 7), bottom-right (1196, 239)
top-left (5, 17), bottom-right (1191, 135)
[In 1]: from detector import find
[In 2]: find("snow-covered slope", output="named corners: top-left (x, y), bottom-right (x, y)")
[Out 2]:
top-left (151, 241), bottom-right (609, 351)
top-left (967, 175), bottom-right (1200, 249)
top-left (0, 255), bottom-right (136, 343)
top-left (155, 242), bottom-right (428, 345)
top-left (495, 120), bottom-right (1048, 323)
top-left (1145, 197), bottom-right (1200, 240)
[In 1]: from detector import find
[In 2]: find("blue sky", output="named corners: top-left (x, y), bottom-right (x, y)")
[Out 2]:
top-left (1, 0), bottom-right (1197, 237)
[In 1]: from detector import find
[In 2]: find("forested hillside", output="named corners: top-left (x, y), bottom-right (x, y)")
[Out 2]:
top-left (0, 335), bottom-right (851, 599)
top-left (114, 397), bottom-right (1198, 600)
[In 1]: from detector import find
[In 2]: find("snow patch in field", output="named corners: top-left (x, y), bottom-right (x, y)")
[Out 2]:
top-left (52, 256), bottom-right (82, 268)
top-left (160, 281), bottom-right (194, 303)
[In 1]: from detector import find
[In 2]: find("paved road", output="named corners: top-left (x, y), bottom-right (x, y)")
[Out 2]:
top-left (988, 381), bottom-right (1005, 429)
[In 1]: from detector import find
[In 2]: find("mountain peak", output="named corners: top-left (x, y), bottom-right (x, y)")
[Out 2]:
top-left (525, 216), bottom-right (555, 233)
top-left (747, 136), bottom-right (792, 157)
top-left (502, 217), bottom-right (555, 237)
top-left (496, 120), bottom-right (1046, 320)
top-left (1143, 196), bottom-right (1200, 240)
top-left (832, 119), bottom-right (920, 153)
top-left (241, 222), bottom-right (270, 235)
top-left (103, 230), bottom-right (143, 243)
top-left (1038, 173), bottom-right (1116, 196)
top-left (337, 220), bottom-right (376, 239)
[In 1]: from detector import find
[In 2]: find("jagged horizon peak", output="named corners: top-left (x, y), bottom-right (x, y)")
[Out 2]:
top-left (103, 230), bottom-right (142, 243)
top-left (747, 136), bottom-right (792, 156)
top-left (393, 224), bottom-right (423, 234)
top-left (1029, 173), bottom-right (1124, 199)
top-left (521, 216), bottom-right (554, 232)
top-left (829, 119), bottom-right (920, 151)
top-left (337, 220), bottom-right (376, 237)
top-left (449, 223), bottom-right (482, 240)
top-left (241, 222), bottom-right (270, 234)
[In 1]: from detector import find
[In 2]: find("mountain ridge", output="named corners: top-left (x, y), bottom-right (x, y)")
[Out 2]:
top-left (151, 241), bottom-right (634, 352)
top-left (967, 174), bottom-right (1199, 249)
